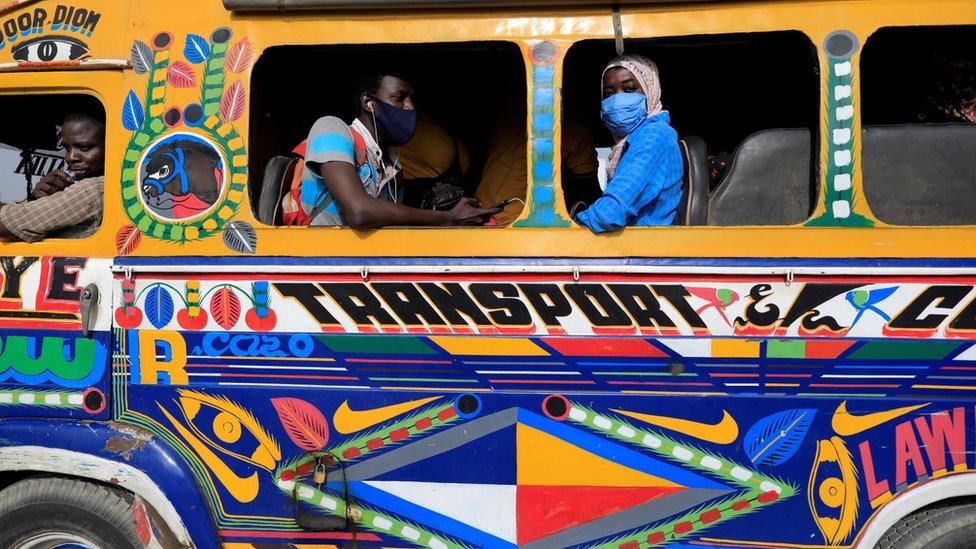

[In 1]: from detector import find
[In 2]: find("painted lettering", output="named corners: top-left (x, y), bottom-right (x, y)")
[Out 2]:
top-left (373, 282), bottom-right (447, 327)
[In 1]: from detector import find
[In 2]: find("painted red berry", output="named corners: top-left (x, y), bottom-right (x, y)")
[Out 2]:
top-left (245, 308), bottom-right (277, 331)
top-left (115, 307), bottom-right (142, 328)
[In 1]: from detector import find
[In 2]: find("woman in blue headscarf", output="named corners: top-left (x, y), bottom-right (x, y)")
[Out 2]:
top-left (574, 54), bottom-right (683, 232)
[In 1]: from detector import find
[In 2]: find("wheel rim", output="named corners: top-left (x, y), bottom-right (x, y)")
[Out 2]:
top-left (13, 532), bottom-right (99, 549)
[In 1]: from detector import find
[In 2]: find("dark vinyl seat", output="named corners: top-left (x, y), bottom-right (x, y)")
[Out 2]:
top-left (674, 136), bottom-right (710, 225)
top-left (862, 123), bottom-right (976, 225)
top-left (707, 128), bottom-right (814, 226)
top-left (256, 155), bottom-right (298, 225)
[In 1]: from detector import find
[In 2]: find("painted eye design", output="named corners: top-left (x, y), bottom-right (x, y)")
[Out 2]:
top-left (149, 165), bottom-right (170, 180)
top-left (808, 436), bottom-right (859, 545)
top-left (12, 35), bottom-right (90, 63)
top-left (175, 390), bottom-right (280, 471)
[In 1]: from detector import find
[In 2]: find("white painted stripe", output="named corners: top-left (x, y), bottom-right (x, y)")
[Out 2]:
top-left (832, 128), bottom-right (851, 145)
top-left (298, 486), bottom-right (314, 499)
top-left (656, 337), bottom-right (711, 357)
top-left (402, 526), bottom-right (422, 541)
top-left (429, 539), bottom-right (448, 549)
top-left (67, 394), bottom-right (84, 405)
top-left (114, 265), bottom-right (976, 276)
top-left (760, 480), bottom-right (782, 494)
top-left (724, 383), bottom-right (760, 387)
top-left (321, 495), bottom-right (338, 510)
top-left (593, 416), bottom-right (613, 430)
top-left (0, 393), bottom-right (12, 404)
top-left (217, 382), bottom-right (371, 389)
top-left (835, 105), bottom-right (854, 121)
top-left (643, 434), bottom-right (662, 448)
top-left (832, 201), bottom-right (851, 219)
top-left (672, 446), bottom-right (694, 461)
top-left (834, 149), bottom-right (852, 167)
top-left (833, 173), bottom-right (851, 191)
top-left (44, 394), bottom-right (61, 405)
top-left (834, 84), bottom-right (852, 100)
top-left (277, 479), bottom-right (295, 491)
top-left (617, 425), bottom-right (637, 438)
top-left (225, 364), bottom-right (348, 371)
top-left (568, 407), bottom-right (587, 421)
top-left (18, 394), bottom-right (34, 404)
top-left (731, 466), bottom-right (753, 481)
top-left (373, 516), bottom-right (393, 530)
top-left (834, 61), bottom-right (852, 76)
top-left (701, 456), bottom-right (722, 470)
top-left (953, 345), bottom-right (976, 361)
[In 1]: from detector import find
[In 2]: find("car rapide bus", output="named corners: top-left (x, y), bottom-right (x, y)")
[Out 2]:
top-left (1, 0), bottom-right (976, 547)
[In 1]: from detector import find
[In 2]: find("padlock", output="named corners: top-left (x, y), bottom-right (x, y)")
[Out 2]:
top-left (313, 460), bottom-right (327, 485)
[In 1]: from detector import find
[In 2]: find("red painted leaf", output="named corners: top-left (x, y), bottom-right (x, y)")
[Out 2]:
top-left (166, 60), bottom-right (197, 88)
top-left (220, 81), bottom-right (246, 121)
top-left (272, 397), bottom-right (329, 451)
top-left (115, 224), bottom-right (142, 256)
top-left (209, 287), bottom-right (241, 329)
top-left (226, 38), bottom-right (254, 73)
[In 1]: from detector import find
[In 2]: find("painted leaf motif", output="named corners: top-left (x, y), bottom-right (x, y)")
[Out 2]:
top-left (222, 220), bottom-right (257, 254)
top-left (184, 33), bottom-right (210, 64)
top-left (209, 287), bottom-right (241, 329)
top-left (122, 90), bottom-right (144, 131)
top-left (219, 80), bottom-right (246, 121)
top-left (226, 38), bottom-right (254, 73)
top-left (743, 408), bottom-right (817, 467)
top-left (272, 397), bottom-right (329, 451)
top-left (115, 224), bottom-right (142, 256)
top-left (145, 285), bottom-right (175, 329)
top-left (130, 40), bottom-right (152, 74)
top-left (166, 60), bottom-right (197, 88)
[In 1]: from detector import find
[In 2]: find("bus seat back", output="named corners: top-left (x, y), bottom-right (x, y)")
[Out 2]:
top-left (862, 123), bottom-right (976, 225)
top-left (708, 128), bottom-right (813, 226)
top-left (675, 136), bottom-right (710, 226)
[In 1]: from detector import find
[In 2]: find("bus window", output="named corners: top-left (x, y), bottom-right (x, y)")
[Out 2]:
top-left (861, 26), bottom-right (976, 226)
top-left (562, 31), bottom-right (819, 227)
top-left (248, 42), bottom-right (527, 228)
top-left (0, 94), bottom-right (105, 241)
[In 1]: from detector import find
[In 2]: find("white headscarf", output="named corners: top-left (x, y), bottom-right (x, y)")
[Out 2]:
top-left (602, 54), bottom-right (664, 179)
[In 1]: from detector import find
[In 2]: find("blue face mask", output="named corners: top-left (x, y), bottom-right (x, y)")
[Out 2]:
top-left (600, 92), bottom-right (648, 137)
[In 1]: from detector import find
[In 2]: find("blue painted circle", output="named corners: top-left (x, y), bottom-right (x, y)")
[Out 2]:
top-left (454, 394), bottom-right (482, 418)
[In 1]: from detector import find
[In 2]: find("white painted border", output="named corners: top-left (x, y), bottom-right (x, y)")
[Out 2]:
top-left (112, 264), bottom-right (976, 276)
top-left (0, 446), bottom-right (194, 548)
top-left (856, 473), bottom-right (976, 548)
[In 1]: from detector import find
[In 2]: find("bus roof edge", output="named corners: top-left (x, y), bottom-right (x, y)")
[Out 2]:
top-left (223, 0), bottom-right (715, 11)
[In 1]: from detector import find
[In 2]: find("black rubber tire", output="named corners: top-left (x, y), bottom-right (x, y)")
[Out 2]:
top-left (0, 477), bottom-right (143, 549)
top-left (877, 501), bottom-right (976, 549)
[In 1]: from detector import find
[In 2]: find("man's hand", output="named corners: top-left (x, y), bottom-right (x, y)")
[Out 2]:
top-left (446, 198), bottom-right (502, 226)
top-left (31, 170), bottom-right (75, 199)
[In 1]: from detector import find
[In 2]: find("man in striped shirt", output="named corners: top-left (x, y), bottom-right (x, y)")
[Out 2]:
top-left (0, 113), bottom-right (104, 242)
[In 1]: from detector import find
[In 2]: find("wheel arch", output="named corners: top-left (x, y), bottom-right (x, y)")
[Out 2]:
top-left (0, 445), bottom-right (195, 547)
top-left (856, 473), bottom-right (976, 548)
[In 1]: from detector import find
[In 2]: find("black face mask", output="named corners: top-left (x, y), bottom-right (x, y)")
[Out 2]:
top-left (369, 96), bottom-right (417, 146)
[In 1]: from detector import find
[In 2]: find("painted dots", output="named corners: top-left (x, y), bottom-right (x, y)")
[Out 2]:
top-left (211, 27), bottom-right (232, 44)
top-left (700, 455), bottom-right (722, 471)
top-left (151, 32), bottom-right (172, 50)
top-left (593, 415), bottom-right (613, 430)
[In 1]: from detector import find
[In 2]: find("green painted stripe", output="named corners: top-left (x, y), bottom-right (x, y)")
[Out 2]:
top-left (316, 335), bottom-right (437, 355)
top-left (767, 339), bottom-right (806, 359)
top-left (847, 340), bottom-right (960, 360)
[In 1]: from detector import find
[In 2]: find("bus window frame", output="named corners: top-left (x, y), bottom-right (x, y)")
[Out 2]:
top-left (246, 39), bottom-right (532, 230)
top-left (0, 70), bottom-right (119, 257)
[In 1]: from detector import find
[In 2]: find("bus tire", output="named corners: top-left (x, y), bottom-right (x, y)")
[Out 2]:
top-left (0, 477), bottom-right (145, 549)
top-left (877, 501), bottom-right (976, 549)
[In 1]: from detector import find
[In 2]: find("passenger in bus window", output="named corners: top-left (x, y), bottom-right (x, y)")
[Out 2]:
top-left (574, 54), bottom-right (683, 232)
top-left (398, 113), bottom-right (470, 210)
top-left (0, 113), bottom-right (104, 242)
top-left (302, 73), bottom-right (499, 228)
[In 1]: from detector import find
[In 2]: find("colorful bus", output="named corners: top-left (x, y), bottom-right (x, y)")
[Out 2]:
top-left (1, 0), bottom-right (976, 547)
